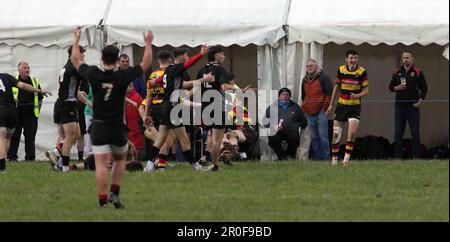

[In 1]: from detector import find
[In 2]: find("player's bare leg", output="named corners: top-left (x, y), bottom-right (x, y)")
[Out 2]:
top-left (331, 121), bottom-right (344, 165)
top-left (94, 152), bottom-right (110, 207)
top-left (60, 122), bottom-right (81, 172)
top-left (210, 128), bottom-right (226, 171)
top-left (343, 118), bottom-right (359, 165)
top-left (0, 127), bottom-right (14, 172)
top-left (144, 124), bottom-right (169, 172)
top-left (154, 130), bottom-right (175, 170)
top-left (47, 124), bottom-right (65, 168)
top-left (172, 126), bottom-right (204, 170)
top-left (109, 149), bottom-right (127, 208)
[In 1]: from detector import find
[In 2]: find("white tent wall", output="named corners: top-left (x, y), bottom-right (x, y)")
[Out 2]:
top-left (0, 45), bottom-right (13, 73)
top-left (0, 44), bottom-right (102, 160)
top-left (322, 43), bottom-right (449, 147)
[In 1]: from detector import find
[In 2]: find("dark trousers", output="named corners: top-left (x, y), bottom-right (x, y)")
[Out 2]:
top-left (268, 129), bottom-right (300, 160)
top-left (8, 105), bottom-right (38, 161)
top-left (394, 105), bottom-right (420, 158)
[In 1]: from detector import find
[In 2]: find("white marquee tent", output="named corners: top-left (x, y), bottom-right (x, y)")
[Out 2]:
top-left (0, 0), bottom-right (448, 160)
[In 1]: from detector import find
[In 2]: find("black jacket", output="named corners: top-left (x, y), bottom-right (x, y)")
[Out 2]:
top-left (264, 100), bottom-right (307, 130)
top-left (389, 65), bottom-right (428, 107)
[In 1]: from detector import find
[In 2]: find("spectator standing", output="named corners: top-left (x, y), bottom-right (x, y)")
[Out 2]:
top-left (125, 83), bottom-right (144, 154)
top-left (119, 54), bottom-right (146, 98)
top-left (7, 62), bottom-right (44, 161)
top-left (389, 51), bottom-right (428, 159)
top-left (301, 59), bottom-right (333, 160)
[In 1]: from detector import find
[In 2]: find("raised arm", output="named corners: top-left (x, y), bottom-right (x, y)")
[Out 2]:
top-left (71, 27), bottom-right (83, 71)
top-left (183, 45), bottom-right (210, 70)
top-left (139, 31), bottom-right (154, 72)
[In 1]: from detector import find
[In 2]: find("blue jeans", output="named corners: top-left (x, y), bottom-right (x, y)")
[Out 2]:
top-left (305, 111), bottom-right (330, 160)
top-left (394, 105), bottom-right (420, 158)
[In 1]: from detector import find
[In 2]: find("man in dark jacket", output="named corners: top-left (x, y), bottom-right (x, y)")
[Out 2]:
top-left (389, 51), bottom-right (428, 159)
top-left (265, 88), bottom-right (307, 160)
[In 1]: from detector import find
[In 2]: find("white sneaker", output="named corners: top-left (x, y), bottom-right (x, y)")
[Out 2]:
top-left (62, 166), bottom-right (70, 172)
top-left (343, 156), bottom-right (350, 165)
top-left (143, 161), bottom-right (155, 173)
top-left (53, 164), bottom-right (62, 172)
top-left (202, 164), bottom-right (215, 171)
top-left (331, 160), bottom-right (338, 166)
top-left (46, 150), bottom-right (59, 167)
top-left (192, 162), bottom-right (205, 171)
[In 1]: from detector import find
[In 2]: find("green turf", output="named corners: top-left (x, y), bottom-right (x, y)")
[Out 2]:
top-left (0, 160), bottom-right (448, 221)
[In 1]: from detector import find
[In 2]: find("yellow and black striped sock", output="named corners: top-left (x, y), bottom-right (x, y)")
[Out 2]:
top-left (345, 141), bottom-right (354, 157)
top-left (332, 143), bottom-right (340, 160)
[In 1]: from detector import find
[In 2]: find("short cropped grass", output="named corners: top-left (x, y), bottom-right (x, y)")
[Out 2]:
top-left (0, 160), bottom-right (448, 221)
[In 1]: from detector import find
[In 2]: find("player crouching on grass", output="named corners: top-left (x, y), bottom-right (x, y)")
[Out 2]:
top-left (71, 26), bottom-right (154, 208)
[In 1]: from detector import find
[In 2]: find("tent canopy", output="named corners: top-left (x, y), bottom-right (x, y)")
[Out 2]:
top-left (0, 0), bottom-right (109, 47)
top-left (1, 0), bottom-right (448, 47)
top-left (105, 0), bottom-right (290, 47)
top-left (287, 0), bottom-right (449, 45)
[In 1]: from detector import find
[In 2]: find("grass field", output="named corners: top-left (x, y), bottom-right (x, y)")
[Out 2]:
top-left (0, 160), bottom-right (448, 221)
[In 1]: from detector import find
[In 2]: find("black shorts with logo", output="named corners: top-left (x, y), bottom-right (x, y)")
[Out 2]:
top-left (167, 102), bottom-right (186, 128)
top-left (151, 102), bottom-right (185, 128)
top-left (88, 120), bottom-right (129, 147)
top-left (53, 100), bottom-right (79, 124)
top-left (150, 103), bottom-right (168, 128)
top-left (334, 104), bottom-right (361, 122)
top-left (201, 103), bottom-right (230, 129)
top-left (0, 104), bottom-right (17, 129)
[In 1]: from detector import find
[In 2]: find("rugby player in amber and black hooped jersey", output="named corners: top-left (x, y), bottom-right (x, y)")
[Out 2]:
top-left (47, 45), bottom-right (91, 172)
top-left (71, 26), bottom-right (154, 208)
top-left (142, 50), bottom-right (171, 169)
top-left (142, 46), bottom-right (215, 173)
top-left (326, 49), bottom-right (369, 166)
top-left (0, 73), bottom-right (51, 172)
top-left (196, 46), bottom-right (250, 172)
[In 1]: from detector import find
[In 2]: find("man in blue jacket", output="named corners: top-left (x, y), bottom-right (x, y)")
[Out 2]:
top-left (264, 88), bottom-right (307, 160)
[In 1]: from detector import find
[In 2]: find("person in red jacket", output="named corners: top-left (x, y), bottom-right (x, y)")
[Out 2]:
top-left (125, 83), bottom-right (144, 155)
top-left (301, 59), bottom-right (333, 160)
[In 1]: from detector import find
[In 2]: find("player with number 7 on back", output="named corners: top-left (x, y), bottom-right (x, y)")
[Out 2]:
top-left (71, 26), bottom-right (154, 208)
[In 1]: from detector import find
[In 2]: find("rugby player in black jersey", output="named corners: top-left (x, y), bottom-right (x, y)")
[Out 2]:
top-left (0, 73), bottom-right (51, 172)
top-left (71, 26), bottom-right (153, 208)
top-left (143, 46), bottom-right (214, 172)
